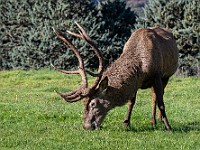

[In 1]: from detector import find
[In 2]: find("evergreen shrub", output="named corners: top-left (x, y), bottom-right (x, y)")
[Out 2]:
top-left (0, 0), bottom-right (137, 70)
top-left (136, 0), bottom-right (200, 76)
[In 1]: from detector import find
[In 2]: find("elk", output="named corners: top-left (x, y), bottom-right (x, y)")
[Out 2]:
top-left (52, 22), bottom-right (178, 130)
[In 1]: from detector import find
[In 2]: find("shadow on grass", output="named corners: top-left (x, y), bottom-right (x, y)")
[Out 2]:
top-left (172, 121), bottom-right (200, 132)
top-left (123, 120), bottom-right (200, 133)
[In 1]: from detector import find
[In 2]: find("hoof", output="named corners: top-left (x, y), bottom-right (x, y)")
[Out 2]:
top-left (150, 120), bottom-right (156, 128)
top-left (165, 126), bottom-right (172, 131)
top-left (123, 120), bottom-right (130, 128)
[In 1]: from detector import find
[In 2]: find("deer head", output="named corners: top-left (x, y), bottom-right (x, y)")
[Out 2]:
top-left (52, 22), bottom-right (110, 130)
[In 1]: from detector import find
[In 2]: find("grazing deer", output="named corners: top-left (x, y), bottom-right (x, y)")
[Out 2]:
top-left (52, 22), bottom-right (178, 130)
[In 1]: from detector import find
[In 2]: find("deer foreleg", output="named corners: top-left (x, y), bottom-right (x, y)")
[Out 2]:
top-left (123, 96), bottom-right (136, 128)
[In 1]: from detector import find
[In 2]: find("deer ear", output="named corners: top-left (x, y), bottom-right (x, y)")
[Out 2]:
top-left (98, 76), bottom-right (108, 93)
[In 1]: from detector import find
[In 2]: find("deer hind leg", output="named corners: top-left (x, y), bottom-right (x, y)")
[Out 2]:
top-left (152, 74), bottom-right (171, 131)
top-left (158, 78), bottom-right (169, 120)
top-left (151, 77), bottom-right (169, 127)
top-left (151, 87), bottom-right (157, 127)
top-left (123, 96), bottom-right (136, 128)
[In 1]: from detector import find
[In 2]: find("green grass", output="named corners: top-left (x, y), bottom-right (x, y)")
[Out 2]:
top-left (0, 69), bottom-right (199, 150)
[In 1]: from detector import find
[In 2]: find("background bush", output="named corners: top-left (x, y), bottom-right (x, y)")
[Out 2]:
top-left (0, 0), bottom-right (199, 76)
top-left (0, 0), bottom-right (137, 70)
top-left (136, 0), bottom-right (200, 76)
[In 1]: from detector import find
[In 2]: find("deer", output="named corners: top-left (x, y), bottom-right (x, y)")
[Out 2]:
top-left (52, 22), bottom-right (178, 131)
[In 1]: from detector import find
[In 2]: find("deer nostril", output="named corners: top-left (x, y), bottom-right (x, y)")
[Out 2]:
top-left (91, 115), bottom-right (95, 122)
top-left (91, 115), bottom-right (97, 130)
top-left (91, 123), bottom-right (96, 130)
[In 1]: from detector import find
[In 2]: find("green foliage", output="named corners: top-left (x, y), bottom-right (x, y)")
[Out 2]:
top-left (96, 0), bottom-right (137, 65)
top-left (0, 0), bottom-right (69, 69)
top-left (0, 0), bottom-right (137, 70)
top-left (136, 0), bottom-right (200, 76)
top-left (0, 69), bottom-right (200, 149)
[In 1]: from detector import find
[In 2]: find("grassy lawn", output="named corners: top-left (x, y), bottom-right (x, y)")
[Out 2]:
top-left (0, 69), bottom-right (199, 150)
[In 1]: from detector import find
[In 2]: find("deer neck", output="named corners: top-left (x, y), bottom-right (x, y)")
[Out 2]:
top-left (102, 54), bottom-right (140, 107)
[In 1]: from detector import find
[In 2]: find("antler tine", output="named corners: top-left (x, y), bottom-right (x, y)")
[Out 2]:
top-left (51, 64), bottom-right (79, 74)
top-left (53, 27), bottom-right (89, 102)
top-left (66, 30), bottom-right (82, 39)
top-left (56, 90), bottom-right (83, 103)
top-left (56, 86), bottom-right (90, 103)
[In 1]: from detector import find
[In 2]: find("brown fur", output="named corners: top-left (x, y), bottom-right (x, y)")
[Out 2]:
top-left (103, 27), bottom-right (178, 105)
top-left (83, 26), bottom-right (178, 130)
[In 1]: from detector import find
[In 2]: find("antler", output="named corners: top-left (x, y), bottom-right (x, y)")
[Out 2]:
top-left (52, 22), bottom-right (105, 102)
top-left (67, 22), bottom-right (104, 90)
top-left (52, 28), bottom-right (89, 102)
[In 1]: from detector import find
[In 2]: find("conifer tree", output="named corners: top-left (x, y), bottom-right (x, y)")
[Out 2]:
top-left (136, 0), bottom-right (199, 76)
top-left (0, 0), bottom-right (137, 70)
